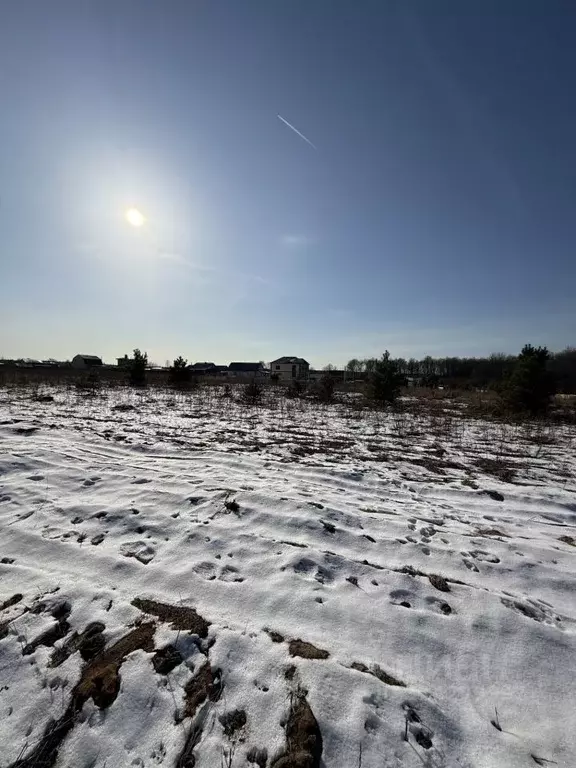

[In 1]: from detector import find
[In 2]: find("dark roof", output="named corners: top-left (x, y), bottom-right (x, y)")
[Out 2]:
top-left (271, 356), bottom-right (309, 365)
top-left (190, 362), bottom-right (216, 370)
top-left (76, 355), bottom-right (102, 363)
top-left (229, 362), bottom-right (264, 372)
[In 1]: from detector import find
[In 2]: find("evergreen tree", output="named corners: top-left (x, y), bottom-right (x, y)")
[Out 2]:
top-left (503, 344), bottom-right (556, 416)
top-left (366, 351), bottom-right (406, 405)
top-left (129, 349), bottom-right (148, 387)
top-left (168, 356), bottom-right (192, 389)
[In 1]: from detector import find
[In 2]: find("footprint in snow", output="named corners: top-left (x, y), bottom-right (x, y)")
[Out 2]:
top-left (465, 549), bottom-right (500, 564)
top-left (501, 597), bottom-right (563, 627)
top-left (193, 561), bottom-right (217, 580)
top-left (390, 589), bottom-right (452, 615)
top-left (219, 565), bottom-right (244, 582)
top-left (390, 589), bottom-right (414, 608)
top-left (425, 596), bottom-right (453, 615)
top-left (120, 541), bottom-right (156, 564)
top-left (193, 561), bottom-right (244, 582)
top-left (293, 557), bottom-right (335, 585)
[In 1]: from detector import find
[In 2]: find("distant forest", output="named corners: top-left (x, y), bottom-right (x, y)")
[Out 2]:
top-left (344, 347), bottom-right (576, 393)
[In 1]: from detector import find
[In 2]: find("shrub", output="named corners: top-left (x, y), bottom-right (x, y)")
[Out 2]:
top-left (75, 371), bottom-right (101, 393)
top-left (168, 356), bottom-right (193, 389)
top-left (286, 380), bottom-right (306, 398)
top-left (366, 351), bottom-right (405, 405)
top-left (241, 379), bottom-right (263, 406)
top-left (313, 375), bottom-right (335, 403)
top-left (129, 349), bottom-right (148, 388)
top-left (503, 344), bottom-right (556, 416)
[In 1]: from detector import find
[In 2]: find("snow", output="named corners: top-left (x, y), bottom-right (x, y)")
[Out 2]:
top-left (0, 385), bottom-right (575, 767)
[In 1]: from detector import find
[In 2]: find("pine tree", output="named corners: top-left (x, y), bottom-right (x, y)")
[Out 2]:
top-left (168, 356), bottom-right (192, 389)
top-left (129, 349), bottom-right (148, 387)
top-left (504, 344), bottom-right (555, 416)
top-left (366, 351), bottom-right (406, 405)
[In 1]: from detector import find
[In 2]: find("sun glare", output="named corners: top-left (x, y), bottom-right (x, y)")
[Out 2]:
top-left (125, 208), bottom-right (146, 227)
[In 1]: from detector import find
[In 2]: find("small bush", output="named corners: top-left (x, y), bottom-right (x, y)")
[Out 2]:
top-left (75, 372), bottom-right (101, 392)
top-left (129, 349), bottom-right (148, 388)
top-left (168, 356), bottom-right (193, 389)
top-left (366, 351), bottom-right (405, 405)
top-left (241, 379), bottom-right (263, 406)
top-left (502, 344), bottom-right (556, 416)
top-left (312, 375), bottom-right (335, 403)
top-left (286, 380), bottom-right (306, 398)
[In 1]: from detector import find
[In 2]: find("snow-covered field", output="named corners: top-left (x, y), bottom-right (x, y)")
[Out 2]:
top-left (1, 386), bottom-right (575, 768)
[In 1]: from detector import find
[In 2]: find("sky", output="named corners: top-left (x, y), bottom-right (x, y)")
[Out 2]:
top-left (1, 1), bottom-right (575, 367)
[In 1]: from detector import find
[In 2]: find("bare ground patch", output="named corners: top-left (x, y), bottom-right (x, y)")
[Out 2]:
top-left (132, 597), bottom-right (210, 637)
top-left (350, 661), bottom-right (406, 687)
top-left (49, 620), bottom-right (106, 666)
top-left (428, 574), bottom-right (451, 592)
top-left (271, 691), bottom-right (322, 768)
top-left (288, 639), bottom-right (329, 660)
top-left (11, 623), bottom-right (155, 768)
top-left (0, 593), bottom-right (23, 612)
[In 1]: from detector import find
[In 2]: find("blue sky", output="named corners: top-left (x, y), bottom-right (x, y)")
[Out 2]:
top-left (1, 1), bottom-right (575, 366)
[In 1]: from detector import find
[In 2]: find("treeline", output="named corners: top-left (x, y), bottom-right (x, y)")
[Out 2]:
top-left (345, 347), bottom-right (576, 393)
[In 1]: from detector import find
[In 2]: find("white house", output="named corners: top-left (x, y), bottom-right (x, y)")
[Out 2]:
top-left (270, 356), bottom-right (310, 382)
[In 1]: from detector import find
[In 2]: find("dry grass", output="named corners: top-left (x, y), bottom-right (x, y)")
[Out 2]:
top-left (271, 691), bottom-right (323, 768)
top-left (132, 597), bottom-right (210, 637)
top-left (350, 661), bottom-right (405, 687)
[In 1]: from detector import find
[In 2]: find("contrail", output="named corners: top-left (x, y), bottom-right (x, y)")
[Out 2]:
top-left (277, 114), bottom-right (317, 149)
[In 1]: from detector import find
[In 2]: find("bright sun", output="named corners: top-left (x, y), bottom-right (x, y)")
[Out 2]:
top-left (125, 208), bottom-right (146, 227)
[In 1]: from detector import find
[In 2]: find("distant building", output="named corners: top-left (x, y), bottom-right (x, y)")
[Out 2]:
top-left (117, 355), bottom-right (132, 367)
top-left (228, 362), bottom-right (267, 378)
top-left (189, 361), bottom-right (216, 372)
top-left (189, 362), bottom-right (229, 375)
top-left (308, 368), bottom-right (347, 382)
top-left (270, 356), bottom-right (310, 382)
top-left (72, 354), bottom-right (103, 370)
